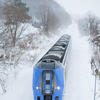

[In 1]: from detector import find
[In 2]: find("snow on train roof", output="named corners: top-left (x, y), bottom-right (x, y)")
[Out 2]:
top-left (58, 39), bottom-right (69, 43)
top-left (53, 45), bottom-right (65, 49)
top-left (48, 50), bottom-right (64, 55)
top-left (44, 52), bottom-right (62, 59)
top-left (62, 34), bottom-right (71, 39)
top-left (50, 46), bottom-right (65, 51)
top-left (42, 55), bottom-right (60, 61)
top-left (55, 42), bottom-right (67, 47)
top-left (44, 34), bottom-right (71, 62)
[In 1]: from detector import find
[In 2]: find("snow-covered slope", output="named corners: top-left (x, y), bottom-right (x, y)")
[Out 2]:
top-left (0, 25), bottom-right (62, 100)
top-left (97, 79), bottom-right (100, 100)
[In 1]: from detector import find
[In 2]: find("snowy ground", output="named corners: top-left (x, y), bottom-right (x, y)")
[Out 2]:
top-left (63, 22), bottom-right (94, 100)
top-left (96, 78), bottom-right (100, 100)
top-left (0, 22), bottom-right (95, 100)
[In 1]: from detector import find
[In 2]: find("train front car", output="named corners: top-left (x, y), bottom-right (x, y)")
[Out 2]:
top-left (33, 60), bottom-right (64, 100)
top-left (33, 34), bottom-right (71, 100)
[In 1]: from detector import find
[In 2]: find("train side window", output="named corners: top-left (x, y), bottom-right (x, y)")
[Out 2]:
top-left (37, 96), bottom-right (40, 100)
top-left (55, 96), bottom-right (59, 100)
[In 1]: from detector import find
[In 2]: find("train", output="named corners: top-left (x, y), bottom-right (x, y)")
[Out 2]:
top-left (33, 34), bottom-right (71, 100)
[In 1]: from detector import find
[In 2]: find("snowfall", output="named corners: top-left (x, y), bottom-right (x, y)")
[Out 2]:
top-left (0, 19), bottom-right (99, 100)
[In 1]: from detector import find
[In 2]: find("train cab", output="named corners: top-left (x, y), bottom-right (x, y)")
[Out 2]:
top-left (33, 59), bottom-right (64, 100)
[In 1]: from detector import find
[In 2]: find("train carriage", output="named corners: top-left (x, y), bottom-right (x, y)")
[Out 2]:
top-left (33, 34), bottom-right (71, 100)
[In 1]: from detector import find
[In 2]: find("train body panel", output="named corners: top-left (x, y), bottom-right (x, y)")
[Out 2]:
top-left (33, 34), bottom-right (71, 100)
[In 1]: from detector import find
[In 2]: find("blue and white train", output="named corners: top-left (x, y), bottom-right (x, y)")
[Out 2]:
top-left (33, 34), bottom-right (71, 100)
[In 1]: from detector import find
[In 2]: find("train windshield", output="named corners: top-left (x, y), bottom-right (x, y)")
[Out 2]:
top-left (36, 60), bottom-right (62, 69)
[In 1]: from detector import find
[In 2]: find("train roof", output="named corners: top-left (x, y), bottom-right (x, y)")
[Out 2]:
top-left (54, 42), bottom-right (67, 48)
top-left (42, 55), bottom-right (60, 61)
top-left (36, 34), bottom-right (71, 69)
top-left (50, 46), bottom-right (65, 51)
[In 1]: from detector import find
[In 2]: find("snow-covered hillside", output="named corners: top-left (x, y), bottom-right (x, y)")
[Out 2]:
top-left (0, 24), bottom-right (62, 100)
top-left (0, 21), bottom-right (95, 100)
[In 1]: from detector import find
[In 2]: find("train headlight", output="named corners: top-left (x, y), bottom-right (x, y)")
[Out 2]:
top-left (56, 86), bottom-right (60, 90)
top-left (36, 86), bottom-right (39, 90)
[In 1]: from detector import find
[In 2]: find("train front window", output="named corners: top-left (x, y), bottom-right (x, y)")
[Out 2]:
top-left (36, 60), bottom-right (62, 69)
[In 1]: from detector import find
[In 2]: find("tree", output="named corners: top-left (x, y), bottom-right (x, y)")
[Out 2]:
top-left (78, 13), bottom-right (100, 78)
top-left (87, 14), bottom-right (99, 36)
top-left (14, 0), bottom-right (29, 13)
top-left (38, 4), bottom-right (59, 34)
top-left (78, 13), bottom-right (99, 37)
top-left (2, 4), bottom-right (31, 47)
top-left (0, 3), bottom-right (31, 94)
top-left (0, 4), bottom-right (4, 19)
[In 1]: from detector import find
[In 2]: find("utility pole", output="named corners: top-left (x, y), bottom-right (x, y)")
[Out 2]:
top-left (91, 58), bottom-right (98, 100)
top-left (94, 73), bottom-right (97, 100)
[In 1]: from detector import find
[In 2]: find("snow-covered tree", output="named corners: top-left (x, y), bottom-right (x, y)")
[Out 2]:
top-left (14, 0), bottom-right (29, 13)
top-left (2, 4), bottom-right (31, 47)
top-left (78, 13), bottom-right (100, 77)
top-left (78, 13), bottom-right (100, 37)
top-left (38, 4), bottom-right (59, 34)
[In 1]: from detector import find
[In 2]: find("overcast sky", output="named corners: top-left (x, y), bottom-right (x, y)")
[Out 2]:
top-left (56, 0), bottom-right (100, 17)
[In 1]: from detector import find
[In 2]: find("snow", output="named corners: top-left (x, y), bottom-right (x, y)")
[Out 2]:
top-left (21, 24), bottom-right (39, 36)
top-left (96, 77), bottom-right (100, 100)
top-left (62, 22), bottom-right (94, 100)
top-left (0, 21), bottom-right (95, 100)
top-left (0, 68), bottom-right (33, 100)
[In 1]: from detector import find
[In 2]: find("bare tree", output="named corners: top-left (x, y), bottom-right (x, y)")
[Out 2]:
top-left (78, 13), bottom-right (100, 77)
top-left (0, 77), bottom-right (7, 94)
top-left (87, 14), bottom-right (99, 36)
top-left (0, 3), bottom-right (32, 94)
top-left (78, 13), bottom-right (99, 37)
top-left (39, 5), bottom-right (49, 32)
top-left (2, 4), bottom-right (31, 47)
top-left (38, 4), bottom-right (59, 34)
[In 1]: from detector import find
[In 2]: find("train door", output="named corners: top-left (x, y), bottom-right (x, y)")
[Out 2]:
top-left (44, 95), bottom-right (52, 100)
top-left (43, 71), bottom-right (53, 94)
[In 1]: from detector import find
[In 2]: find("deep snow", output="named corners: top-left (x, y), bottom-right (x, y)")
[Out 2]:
top-left (96, 78), bottom-right (100, 100)
top-left (63, 23), bottom-right (94, 100)
top-left (0, 22), bottom-right (95, 100)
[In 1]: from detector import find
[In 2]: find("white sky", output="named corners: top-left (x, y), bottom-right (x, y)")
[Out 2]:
top-left (56, 0), bottom-right (100, 17)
